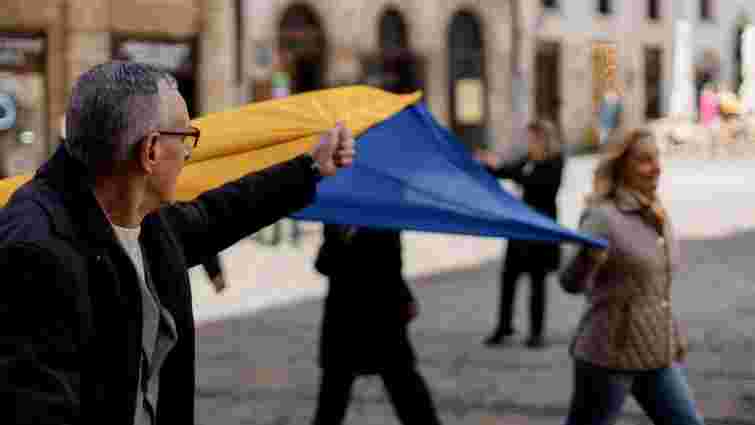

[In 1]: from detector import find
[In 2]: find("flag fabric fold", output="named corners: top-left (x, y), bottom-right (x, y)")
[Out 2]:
top-left (292, 102), bottom-right (606, 248)
top-left (0, 86), bottom-right (605, 247)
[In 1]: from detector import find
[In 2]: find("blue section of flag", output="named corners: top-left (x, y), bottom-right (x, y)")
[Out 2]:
top-left (292, 103), bottom-right (607, 248)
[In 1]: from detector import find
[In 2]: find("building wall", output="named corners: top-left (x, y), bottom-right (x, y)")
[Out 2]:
top-left (2, 0), bottom-right (755, 175)
top-left (0, 0), bottom-right (211, 176)
top-left (243, 0), bottom-right (513, 151)
top-left (676, 0), bottom-right (755, 93)
top-left (519, 0), bottom-right (675, 145)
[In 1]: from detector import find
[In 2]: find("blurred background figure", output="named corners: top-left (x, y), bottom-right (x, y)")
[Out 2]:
top-left (312, 224), bottom-right (442, 425)
top-left (476, 119), bottom-right (565, 349)
top-left (598, 86), bottom-right (623, 146)
top-left (699, 82), bottom-right (720, 129)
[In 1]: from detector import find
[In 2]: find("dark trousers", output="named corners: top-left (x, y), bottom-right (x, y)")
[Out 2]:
top-left (493, 266), bottom-right (548, 338)
top-left (312, 365), bottom-right (442, 425)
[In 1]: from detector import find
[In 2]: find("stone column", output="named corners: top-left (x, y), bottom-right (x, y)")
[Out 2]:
top-left (561, 39), bottom-right (593, 145)
top-left (65, 0), bottom-right (110, 88)
top-left (199, 0), bottom-right (235, 114)
top-left (47, 3), bottom-right (67, 153)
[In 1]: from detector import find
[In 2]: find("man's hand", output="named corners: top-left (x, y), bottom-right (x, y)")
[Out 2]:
top-left (312, 122), bottom-right (356, 177)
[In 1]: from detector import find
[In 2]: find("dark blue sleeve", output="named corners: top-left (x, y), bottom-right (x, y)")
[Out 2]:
top-left (158, 155), bottom-right (318, 268)
top-left (0, 242), bottom-right (81, 424)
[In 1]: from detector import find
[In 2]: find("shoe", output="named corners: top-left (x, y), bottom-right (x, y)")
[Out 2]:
top-left (483, 328), bottom-right (515, 346)
top-left (525, 335), bottom-right (547, 350)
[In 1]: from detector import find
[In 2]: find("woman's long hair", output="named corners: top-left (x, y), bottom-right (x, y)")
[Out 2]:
top-left (527, 119), bottom-right (562, 159)
top-left (588, 128), bottom-right (654, 206)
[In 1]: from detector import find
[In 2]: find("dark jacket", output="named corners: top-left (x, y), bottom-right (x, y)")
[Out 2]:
top-left (490, 156), bottom-right (564, 272)
top-left (0, 146), bottom-right (318, 425)
top-left (314, 225), bottom-right (416, 375)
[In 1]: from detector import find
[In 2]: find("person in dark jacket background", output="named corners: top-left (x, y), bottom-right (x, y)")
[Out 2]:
top-left (0, 61), bottom-right (355, 425)
top-left (312, 224), bottom-right (442, 425)
top-left (476, 119), bottom-right (565, 349)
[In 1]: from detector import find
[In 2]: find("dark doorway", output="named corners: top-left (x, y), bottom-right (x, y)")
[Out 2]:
top-left (448, 11), bottom-right (488, 149)
top-left (278, 4), bottom-right (326, 94)
top-left (535, 40), bottom-right (561, 126)
top-left (377, 8), bottom-right (423, 94)
top-left (644, 46), bottom-right (663, 120)
top-left (734, 22), bottom-right (746, 92)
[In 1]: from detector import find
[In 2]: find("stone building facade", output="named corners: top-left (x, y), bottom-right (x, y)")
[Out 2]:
top-left (1, 0), bottom-right (754, 178)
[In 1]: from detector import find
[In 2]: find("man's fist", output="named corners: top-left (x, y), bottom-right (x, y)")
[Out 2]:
top-left (312, 122), bottom-right (356, 177)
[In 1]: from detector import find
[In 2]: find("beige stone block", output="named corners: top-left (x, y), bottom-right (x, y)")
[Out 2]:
top-left (110, 1), bottom-right (199, 37)
top-left (66, 32), bottom-right (110, 88)
top-left (67, 0), bottom-right (110, 31)
top-left (0, 0), bottom-right (61, 28)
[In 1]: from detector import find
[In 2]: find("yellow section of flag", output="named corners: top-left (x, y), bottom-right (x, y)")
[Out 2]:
top-left (0, 86), bottom-right (421, 206)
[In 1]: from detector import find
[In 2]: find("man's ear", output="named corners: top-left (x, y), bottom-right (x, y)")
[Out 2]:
top-left (138, 132), bottom-right (160, 174)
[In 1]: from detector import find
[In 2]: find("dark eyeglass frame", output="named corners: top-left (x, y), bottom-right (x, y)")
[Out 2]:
top-left (153, 126), bottom-right (201, 160)
top-left (154, 126), bottom-right (200, 147)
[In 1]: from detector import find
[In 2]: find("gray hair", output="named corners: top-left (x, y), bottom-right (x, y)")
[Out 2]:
top-left (64, 61), bottom-right (177, 174)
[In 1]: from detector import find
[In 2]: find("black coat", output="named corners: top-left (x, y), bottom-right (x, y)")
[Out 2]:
top-left (314, 225), bottom-right (416, 375)
top-left (0, 146), bottom-right (317, 425)
top-left (490, 156), bottom-right (564, 272)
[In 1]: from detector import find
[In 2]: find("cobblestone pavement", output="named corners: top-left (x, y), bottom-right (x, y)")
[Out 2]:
top-left (191, 157), bottom-right (755, 425)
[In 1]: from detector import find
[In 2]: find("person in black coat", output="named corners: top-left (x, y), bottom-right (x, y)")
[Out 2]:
top-left (312, 225), bottom-right (442, 425)
top-left (477, 119), bottom-right (565, 349)
top-left (0, 61), bottom-right (355, 425)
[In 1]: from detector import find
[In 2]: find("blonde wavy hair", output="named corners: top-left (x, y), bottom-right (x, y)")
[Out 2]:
top-left (587, 128), bottom-right (655, 206)
top-left (527, 119), bottom-right (562, 159)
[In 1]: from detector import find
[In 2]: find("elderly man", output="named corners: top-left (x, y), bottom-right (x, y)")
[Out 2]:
top-left (0, 61), bottom-right (354, 424)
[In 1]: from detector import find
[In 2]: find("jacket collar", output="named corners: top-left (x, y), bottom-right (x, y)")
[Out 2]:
top-left (34, 145), bottom-right (119, 250)
top-left (614, 188), bottom-right (643, 213)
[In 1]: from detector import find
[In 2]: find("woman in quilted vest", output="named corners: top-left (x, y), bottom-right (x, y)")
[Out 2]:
top-left (560, 129), bottom-right (704, 425)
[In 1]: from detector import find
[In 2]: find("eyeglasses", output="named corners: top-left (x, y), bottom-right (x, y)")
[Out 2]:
top-left (154, 126), bottom-right (201, 160)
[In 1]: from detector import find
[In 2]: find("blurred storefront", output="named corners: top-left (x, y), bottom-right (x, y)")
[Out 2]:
top-left (0, 32), bottom-right (49, 177)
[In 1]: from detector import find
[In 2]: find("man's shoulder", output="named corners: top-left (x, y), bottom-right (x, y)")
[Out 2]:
top-left (0, 179), bottom-right (63, 246)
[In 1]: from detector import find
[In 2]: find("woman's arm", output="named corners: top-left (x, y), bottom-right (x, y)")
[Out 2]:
top-left (560, 206), bottom-right (611, 294)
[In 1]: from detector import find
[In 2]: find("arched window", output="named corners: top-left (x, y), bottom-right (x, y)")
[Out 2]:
top-left (379, 8), bottom-right (408, 52)
top-left (448, 11), bottom-right (488, 149)
top-left (278, 4), bottom-right (327, 93)
top-left (648, 0), bottom-right (660, 20)
top-left (598, 0), bottom-right (612, 15)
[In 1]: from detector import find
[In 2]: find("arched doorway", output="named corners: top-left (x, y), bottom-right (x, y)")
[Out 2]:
top-left (278, 4), bottom-right (326, 94)
top-left (448, 11), bottom-right (488, 149)
top-left (377, 8), bottom-right (422, 94)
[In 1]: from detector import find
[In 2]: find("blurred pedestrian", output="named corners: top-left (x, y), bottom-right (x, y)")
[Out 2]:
top-left (598, 87), bottom-right (623, 146)
top-left (560, 129), bottom-right (702, 425)
top-left (699, 83), bottom-right (720, 129)
top-left (477, 119), bottom-right (564, 349)
top-left (0, 61), bottom-right (355, 424)
top-left (312, 225), bottom-right (442, 425)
